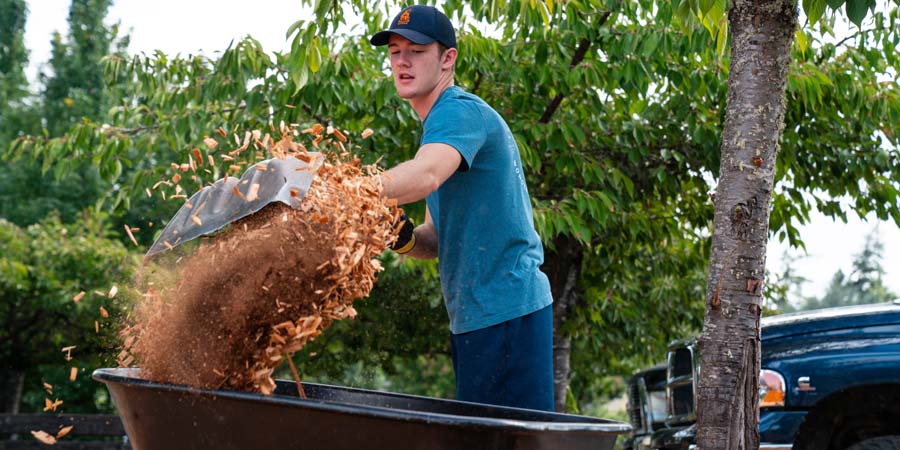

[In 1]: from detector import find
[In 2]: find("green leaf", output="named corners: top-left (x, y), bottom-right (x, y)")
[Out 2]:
top-left (803, 0), bottom-right (827, 25)
top-left (715, 16), bottom-right (728, 56)
top-left (846, 0), bottom-right (870, 27)
top-left (698, 0), bottom-right (715, 15)
top-left (292, 67), bottom-right (309, 94)
top-left (286, 19), bottom-right (305, 39)
top-left (826, 0), bottom-right (845, 9)
top-left (538, 1), bottom-right (551, 29)
top-left (795, 28), bottom-right (810, 57)
top-left (308, 39), bottom-right (322, 73)
top-left (641, 33), bottom-right (660, 58)
top-left (699, 0), bottom-right (726, 39)
top-left (657, 1), bottom-right (673, 26)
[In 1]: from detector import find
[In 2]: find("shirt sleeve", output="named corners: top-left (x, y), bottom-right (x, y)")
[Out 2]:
top-left (421, 100), bottom-right (487, 171)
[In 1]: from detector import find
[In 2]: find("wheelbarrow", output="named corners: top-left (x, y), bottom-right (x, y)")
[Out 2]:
top-left (93, 368), bottom-right (630, 450)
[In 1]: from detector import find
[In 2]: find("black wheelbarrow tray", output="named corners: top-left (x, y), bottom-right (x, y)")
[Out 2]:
top-left (93, 367), bottom-right (630, 450)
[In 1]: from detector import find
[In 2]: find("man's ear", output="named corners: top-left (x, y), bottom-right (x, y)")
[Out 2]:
top-left (441, 48), bottom-right (458, 70)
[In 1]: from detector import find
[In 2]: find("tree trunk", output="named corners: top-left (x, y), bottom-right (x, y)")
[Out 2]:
top-left (1, 368), bottom-right (25, 413)
top-left (541, 234), bottom-right (584, 412)
top-left (695, 2), bottom-right (797, 449)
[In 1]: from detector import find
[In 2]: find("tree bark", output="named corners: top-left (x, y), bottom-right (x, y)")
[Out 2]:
top-left (0, 368), bottom-right (25, 413)
top-left (541, 234), bottom-right (584, 412)
top-left (696, 2), bottom-right (797, 449)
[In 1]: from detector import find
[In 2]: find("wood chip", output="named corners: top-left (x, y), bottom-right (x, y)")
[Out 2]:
top-left (361, 128), bottom-right (374, 139)
top-left (43, 382), bottom-right (53, 394)
top-left (61, 346), bottom-right (75, 361)
top-left (69, 367), bottom-right (78, 382)
top-left (72, 291), bottom-right (85, 303)
top-left (95, 321), bottom-right (99, 333)
top-left (172, 173), bottom-right (181, 184)
top-left (56, 425), bottom-right (73, 439)
top-left (152, 180), bottom-right (172, 190)
top-left (124, 225), bottom-right (139, 247)
top-left (43, 398), bottom-right (63, 412)
top-left (99, 306), bottom-right (109, 318)
top-left (232, 186), bottom-right (245, 199)
top-left (332, 128), bottom-right (348, 142)
top-left (193, 148), bottom-right (204, 166)
top-left (108, 286), bottom-right (118, 299)
top-left (204, 137), bottom-right (218, 149)
top-left (31, 430), bottom-right (56, 445)
top-left (191, 215), bottom-right (203, 226)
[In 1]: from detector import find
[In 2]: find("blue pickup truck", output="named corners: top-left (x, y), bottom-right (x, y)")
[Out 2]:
top-left (624, 300), bottom-right (900, 450)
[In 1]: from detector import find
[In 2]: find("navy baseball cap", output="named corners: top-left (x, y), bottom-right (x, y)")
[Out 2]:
top-left (370, 5), bottom-right (457, 49)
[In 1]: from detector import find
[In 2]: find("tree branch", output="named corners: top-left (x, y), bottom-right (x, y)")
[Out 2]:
top-left (815, 26), bottom-right (883, 65)
top-left (538, 10), bottom-right (613, 124)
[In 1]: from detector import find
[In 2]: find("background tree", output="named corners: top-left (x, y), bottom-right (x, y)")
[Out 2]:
top-left (0, 0), bottom-right (33, 144)
top-left (0, 214), bottom-right (136, 413)
top-left (795, 231), bottom-right (897, 310)
top-left (3, 0), bottom-right (898, 418)
top-left (40, 0), bottom-right (129, 136)
top-left (765, 251), bottom-right (808, 313)
top-left (0, 0), bottom-right (131, 228)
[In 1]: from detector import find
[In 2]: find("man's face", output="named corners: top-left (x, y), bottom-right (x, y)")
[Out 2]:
top-left (388, 34), bottom-right (445, 100)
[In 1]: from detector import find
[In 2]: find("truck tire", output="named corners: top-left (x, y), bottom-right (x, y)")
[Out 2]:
top-left (791, 389), bottom-right (900, 450)
top-left (844, 436), bottom-right (900, 450)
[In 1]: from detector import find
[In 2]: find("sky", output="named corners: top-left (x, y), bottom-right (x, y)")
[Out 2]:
top-left (21, 1), bottom-right (900, 301)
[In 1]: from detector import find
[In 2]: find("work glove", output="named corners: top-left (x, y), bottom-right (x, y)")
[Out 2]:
top-left (391, 213), bottom-right (416, 254)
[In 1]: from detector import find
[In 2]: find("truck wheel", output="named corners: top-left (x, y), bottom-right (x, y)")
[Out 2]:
top-left (844, 436), bottom-right (900, 450)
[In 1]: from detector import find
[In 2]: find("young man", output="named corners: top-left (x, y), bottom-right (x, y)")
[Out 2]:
top-left (371, 5), bottom-right (554, 411)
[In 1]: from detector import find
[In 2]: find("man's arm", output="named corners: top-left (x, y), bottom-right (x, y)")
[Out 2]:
top-left (381, 143), bottom-right (462, 205)
top-left (405, 206), bottom-right (438, 259)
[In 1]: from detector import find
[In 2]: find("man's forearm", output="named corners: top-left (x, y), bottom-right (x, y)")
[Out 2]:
top-left (381, 160), bottom-right (441, 205)
top-left (380, 143), bottom-right (462, 205)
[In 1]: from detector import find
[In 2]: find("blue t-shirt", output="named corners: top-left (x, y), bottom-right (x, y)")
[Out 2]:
top-left (421, 86), bottom-right (553, 334)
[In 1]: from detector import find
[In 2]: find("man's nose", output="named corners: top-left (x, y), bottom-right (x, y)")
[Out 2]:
top-left (394, 52), bottom-right (411, 67)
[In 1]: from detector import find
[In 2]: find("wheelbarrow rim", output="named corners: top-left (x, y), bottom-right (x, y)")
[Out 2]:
top-left (93, 368), bottom-right (631, 435)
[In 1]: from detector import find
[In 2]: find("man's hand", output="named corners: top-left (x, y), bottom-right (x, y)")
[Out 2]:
top-left (391, 214), bottom-right (417, 254)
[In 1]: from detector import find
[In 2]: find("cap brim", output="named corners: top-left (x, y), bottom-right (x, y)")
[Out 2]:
top-left (370, 29), bottom-right (436, 46)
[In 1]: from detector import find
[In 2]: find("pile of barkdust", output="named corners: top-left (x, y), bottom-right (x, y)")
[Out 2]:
top-left (122, 147), bottom-right (401, 395)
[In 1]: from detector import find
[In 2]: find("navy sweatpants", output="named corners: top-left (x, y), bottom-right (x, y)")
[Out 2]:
top-left (449, 305), bottom-right (554, 411)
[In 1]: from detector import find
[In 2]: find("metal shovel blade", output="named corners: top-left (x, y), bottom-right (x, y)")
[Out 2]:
top-left (146, 153), bottom-right (323, 257)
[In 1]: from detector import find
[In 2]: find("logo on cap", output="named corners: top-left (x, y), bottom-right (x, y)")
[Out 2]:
top-left (398, 9), bottom-right (411, 25)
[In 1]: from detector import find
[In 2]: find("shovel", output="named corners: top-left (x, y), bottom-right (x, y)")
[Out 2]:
top-left (146, 153), bottom-right (323, 257)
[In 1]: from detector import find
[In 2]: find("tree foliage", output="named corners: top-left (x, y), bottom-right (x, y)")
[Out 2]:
top-left (0, 0), bottom-right (31, 144)
top-left (2, 0), bottom-right (898, 413)
top-left (0, 213), bottom-right (137, 412)
top-left (0, 0), bottom-right (134, 229)
top-left (795, 231), bottom-right (898, 310)
top-left (40, 0), bottom-right (130, 136)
